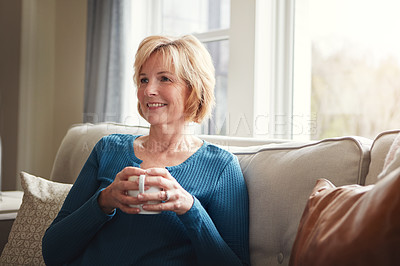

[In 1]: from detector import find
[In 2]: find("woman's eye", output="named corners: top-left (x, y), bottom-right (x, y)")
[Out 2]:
top-left (161, 76), bottom-right (171, 82)
top-left (140, 78), bottom-right (148, 84)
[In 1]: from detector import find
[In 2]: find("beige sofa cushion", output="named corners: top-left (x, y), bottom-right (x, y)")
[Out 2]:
top-left (365, 130), bottom-right (400, 185)
top-left (230, 137), bottom-right (371, 266)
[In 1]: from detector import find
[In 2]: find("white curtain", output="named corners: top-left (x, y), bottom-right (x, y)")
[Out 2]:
top-left (84, 0), bottom-right (131, 123)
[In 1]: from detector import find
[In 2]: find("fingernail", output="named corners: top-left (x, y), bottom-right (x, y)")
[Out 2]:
top-left (137, 194), bottom-right (144, 200)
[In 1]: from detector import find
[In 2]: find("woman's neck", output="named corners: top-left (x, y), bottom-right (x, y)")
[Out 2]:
top-left (145, 124), bottom-right (199, 154)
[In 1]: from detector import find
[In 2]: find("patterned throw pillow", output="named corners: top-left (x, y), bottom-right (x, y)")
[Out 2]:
top-left (0, 172), bottom-right (72, 265)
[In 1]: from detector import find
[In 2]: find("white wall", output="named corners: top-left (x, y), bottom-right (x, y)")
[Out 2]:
top-left (0, 0), bottom-right (23, 191)
top-left (0, 0), bottom-right (87, 190)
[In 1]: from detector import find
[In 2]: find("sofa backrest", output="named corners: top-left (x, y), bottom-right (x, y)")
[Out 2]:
top-left (50, 123), bottom-right (281, 183)
top-left (50, 123), bottom-right (149, 183)
top-left (364, 129), bottom-right (400, 185)
top-left (50, 123), bottom-right (373, 266)
top-left (227, 137), bottom-right (371, 265)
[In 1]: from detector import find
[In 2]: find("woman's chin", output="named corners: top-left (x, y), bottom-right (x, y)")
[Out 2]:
top-left (145, 115), bottom-right (185, 128)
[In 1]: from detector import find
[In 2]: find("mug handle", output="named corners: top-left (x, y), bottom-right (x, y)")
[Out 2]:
top-left (139, 174), bottom-right (145, 194)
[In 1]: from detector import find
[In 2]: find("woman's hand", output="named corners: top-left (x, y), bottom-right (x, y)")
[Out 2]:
top-left (98, 167), bottom-right (146, 214)
top-left (138, 168), bottom-right (194, 215)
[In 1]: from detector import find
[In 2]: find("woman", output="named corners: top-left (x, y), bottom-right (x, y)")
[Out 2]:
top-left (42, 35), bottom-right (250, 265)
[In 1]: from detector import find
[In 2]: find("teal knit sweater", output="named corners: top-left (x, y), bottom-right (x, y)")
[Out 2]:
top-left (42, 134), bottom-right (250, 265)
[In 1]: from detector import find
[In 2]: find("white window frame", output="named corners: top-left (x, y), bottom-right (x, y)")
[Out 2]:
top-left (268, 0), bottom-right (296, 139)
top-left (236, 0), bottom-right (297, 139)
top-left (292, 0), bottom-right (312, 141)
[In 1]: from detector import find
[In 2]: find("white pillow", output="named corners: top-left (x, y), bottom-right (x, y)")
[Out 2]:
top-left (0, 172), bottom-right (72, 265)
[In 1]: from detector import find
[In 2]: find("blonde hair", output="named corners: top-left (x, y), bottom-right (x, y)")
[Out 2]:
top-left (134, 35), bottom-right (216, 123)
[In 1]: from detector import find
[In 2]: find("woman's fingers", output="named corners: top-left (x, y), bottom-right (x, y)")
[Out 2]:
top-left (141, 191), bottom-right (193, 215)
top-left (99, 167), bottom-right (146, 214)
top-left (115, 167), bottom-right (147, 192)
top-left (100, 167), bottom-right (193, 215)
top-left (116, 166), bottom-right (146, 181)
top-left (145, 168), bottom-right (174, 180)
top-left (138, 168), bottom-right (194, 215)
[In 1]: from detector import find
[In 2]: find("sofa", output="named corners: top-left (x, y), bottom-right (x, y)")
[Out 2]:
top-left (1, 123), bottom-right (400, 265)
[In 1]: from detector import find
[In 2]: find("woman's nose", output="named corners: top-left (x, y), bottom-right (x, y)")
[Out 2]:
top-left (144, 80), bottom-right (158, 96)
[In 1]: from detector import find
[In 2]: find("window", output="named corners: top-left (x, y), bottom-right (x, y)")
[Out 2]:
top-left (122, 0), bottom-right (400, 140)
top-left (124, 0), bottom-right (326, 140)
top-left (123, 0), bottom-right (231, 135)
top-left (295, 0), bottom-right (400, 140)
top-left (124, 0), bottom-right (265, 138)
top-left (159, 0), bottom-right (230, 135)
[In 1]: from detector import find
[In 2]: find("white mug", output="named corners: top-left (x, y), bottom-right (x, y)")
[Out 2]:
top-left (128, 174), bottom-right (162, 214)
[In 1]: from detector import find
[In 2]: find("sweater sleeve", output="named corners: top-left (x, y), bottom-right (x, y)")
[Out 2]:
top-left (42, 139), bottom-right (115, 266)
top-left (178, 156), bottom-right (250, 266)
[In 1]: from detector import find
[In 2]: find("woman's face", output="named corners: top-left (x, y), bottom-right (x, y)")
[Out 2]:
top-left (137, 52), bottom-right (189, 128)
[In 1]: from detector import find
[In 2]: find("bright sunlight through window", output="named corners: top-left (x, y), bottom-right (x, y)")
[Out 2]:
top-left (308, 0), bottom-right (400, 139)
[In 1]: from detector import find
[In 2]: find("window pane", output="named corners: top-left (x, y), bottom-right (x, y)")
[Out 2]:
top-left (202, 40), bottom-right (229, 135)
top-left (309, 0), bottom-right (400, 139)
top-left (161, 0), bottom-right (230, 34)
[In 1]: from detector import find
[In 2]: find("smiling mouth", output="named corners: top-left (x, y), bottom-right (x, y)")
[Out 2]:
top-left (147, 103), bottom-right (167, 108)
